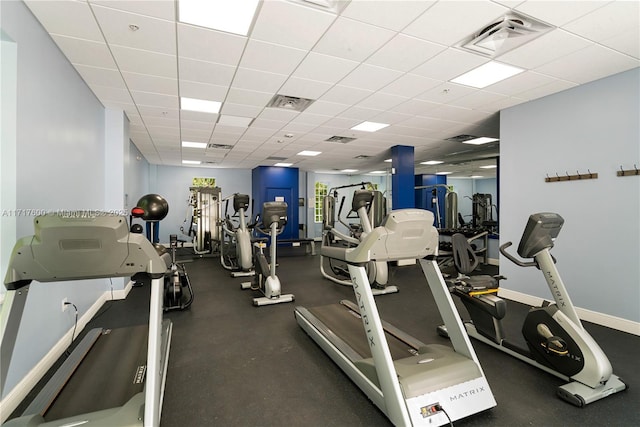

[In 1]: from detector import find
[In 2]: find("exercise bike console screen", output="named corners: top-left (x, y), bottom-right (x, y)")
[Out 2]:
top-left (517, 212), bottom-right (565, 259)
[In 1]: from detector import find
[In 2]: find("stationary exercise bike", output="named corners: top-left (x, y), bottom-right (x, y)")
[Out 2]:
top-left (221, 193), bottom-right (255, 277)
top-left (241, 201), bottom-right (294, 306)
top-left (438, 212), bottom-right (626, 406)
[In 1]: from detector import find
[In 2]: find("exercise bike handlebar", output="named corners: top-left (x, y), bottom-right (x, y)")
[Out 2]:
top-left (499, 242), bottom-right (537, 267)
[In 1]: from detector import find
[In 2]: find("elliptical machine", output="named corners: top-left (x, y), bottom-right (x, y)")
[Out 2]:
top-left (440, 212), bottom-right (626, 406)
top-left (220, 193), bottom-right (255, 277)
top-left (132, 194), bottom-right (194, 311)
top-left (241, 201), bottom-right (294, 306)
top-left (321, 187), bottom-right (397, 295)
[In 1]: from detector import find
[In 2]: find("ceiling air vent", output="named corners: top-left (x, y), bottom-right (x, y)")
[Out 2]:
top-left (325, 136), bottom-right (356, 143)
top-left (445, 134), bottom-right (477, 143)
top-left (354, 155), bottom-right (371, 159)
top-left (267, 156), bottom-right (287, 161)
top-left (459, 13), bottom-right (553, 58)
top-left (208, 143), bottom-right (234, 149)
top-left (267, 94), bottom-right (315, 112)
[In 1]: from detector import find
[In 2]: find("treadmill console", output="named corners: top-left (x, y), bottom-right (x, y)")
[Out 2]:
top-left (517, 212), bottom-right (564, 259)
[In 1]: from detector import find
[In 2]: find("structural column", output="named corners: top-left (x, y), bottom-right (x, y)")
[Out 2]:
top-left (390, 145), bottom-right (415, 209)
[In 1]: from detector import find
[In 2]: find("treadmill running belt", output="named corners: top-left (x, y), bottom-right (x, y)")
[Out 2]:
top-left (44, 325), bottom-right (148, 421)
top-left (307, 303), bottom-right (417, 360)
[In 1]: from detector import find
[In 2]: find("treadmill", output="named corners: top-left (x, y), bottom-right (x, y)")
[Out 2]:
top-left (295, 209), bottom-right (496, 426)
top-left (1, 213), bottom-right (172, 427)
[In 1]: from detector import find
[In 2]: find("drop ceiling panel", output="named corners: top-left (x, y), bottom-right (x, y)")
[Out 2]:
top-left (411, 48), bottom-right (488, 82)
top-left (292, 52), bottom-right (359, 84)
top-left (177, 23), bottom-right (246, 65)
top-left (51, 35), bottom-right (115, 69)
top-left (341, 0), bottom-right (436, 31)
top-left (535, 44), bottom-right (639, 84)
top-left (240, 39), bottom-right (308, 75)
top-left (130, 91), bottom-right (178, 109)
top-left (498, 29), bottom-right (593, 70)
top-left (403, 0), bottom-right (508, 46)
top-left (178, 57), bottom-right (235, 86)
top-left (232, 68), bottom-right (289, 93)
top-left (74, 64), bottom-right (127, 89)
top-left (278, 77), bottom-right (333, 100)
top-left (92, 5), bottom-right (175, 55)
top-left (482, 71), bottom-right (557, 96)
top-left (357, 92), bottom-right (408, 110)
top-left (378, 73), bottom-right (441, 98)
top-left (24, 1), bottom-right (103, 41)
top-left (416, 83), bottom-right (477, 104)
top-left (366, 34), bottom-right (446, 72)
top-left (226, 88), bottom-right (275, 107)
top-left (514, 0), bottom-right (609, 27)
top-left (562, 1), bottom-right (640, 56)
top-left (110, 45), bottom-right (176, 78)
top-left (320, 85), bottom-right (373, 105)
top-left (313, 16), bottom-right (395, 62)
top-left (90, 0), bottom-right (175, 21)
top-left (339, 64), bottom-right (403, 92)
top-left (251, 0), bottom-right (337, 50)
top-left (220, 102), bottom-right (264, 118)
top-left (89, 85), bottom-right (133, 104)
top-left (123, 71), bottom-right (178, 95)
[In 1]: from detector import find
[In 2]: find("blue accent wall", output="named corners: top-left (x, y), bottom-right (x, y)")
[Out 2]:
top-left (415, 174), bottom-right (447, 228)
top-left (252, 166), bottom-right (299, 240)
top-left (391, 145), bottom-right (414, 209)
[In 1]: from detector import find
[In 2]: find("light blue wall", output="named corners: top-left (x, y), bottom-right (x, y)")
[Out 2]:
top-left (0, 0), bottom-right (114, 397)
top-left (125, 141), bottom-right (150, 211)
top-left (500, 68), bottom-right (640, 322)
top-left (149, 166), bottom-right (252, 243)
top-left (447, 177), bottom-right (498, 226)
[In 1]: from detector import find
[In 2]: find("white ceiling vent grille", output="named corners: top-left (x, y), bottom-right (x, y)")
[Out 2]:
top-left (325, 136), bottom-right (356, 143)
top-left (267, 94), bottom-right (315, 112)
top-left (286, 0), bottom-right (349, 14)
top-left (459, 13), bottom-right (553, 58)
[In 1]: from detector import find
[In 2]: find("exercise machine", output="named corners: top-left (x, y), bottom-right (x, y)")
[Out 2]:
top-left (220, 193), bottom-right (255, 277)
top-left (296, 209), bottom-right (496, 426)
top-left (321, 186), bottom-right (397, 295)
top-left (182, 186), bottom-right (221, 255)
top-left (2, 212), bottom-right (172, 427)
top-left (163, 234), bottom-right (194, 312)
top-left (132, 195), bottom-right (193, 312)
top-left (439, 212), bottom-right (626, 406)
top-left (242, 201), bottom-right (294, 306)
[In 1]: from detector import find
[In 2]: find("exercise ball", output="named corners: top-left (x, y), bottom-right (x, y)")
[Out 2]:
top-left (136, 194), bottom-right (169, 222)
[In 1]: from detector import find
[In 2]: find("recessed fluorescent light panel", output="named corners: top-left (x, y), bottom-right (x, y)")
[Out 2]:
top-left (384, 158), bottom-right (392, 163)
top-left (341, 169), bottom-right (358, 173)
top-left (470, 175), bottom-right (484, 178)
top-left (178, 0), bottom-right (260, 36)
top-left (451, 61), bottom-right (523, 88)
top-left (480, 165), bottom-right (498, 169)
top-left (463, 137), bottom-right (499, 145)
top-left (182, 160), bottom-right (201, 165)
top-left (370, 171), bottom-right (385, 174)
top-left (351, 121), bottom-right (389, 132)
top-left (297, 150), bottom-right (321, 156)
top-left (182, 141), bottom-right (207, 149)
top-left (274, 163), bottom-right (293, 167)
top-left (420, 160), bottom-right (444, 165)
top-left (436, 171), bottom-right (452, 175)
top-left (181, 97), bottom-right (221, 114)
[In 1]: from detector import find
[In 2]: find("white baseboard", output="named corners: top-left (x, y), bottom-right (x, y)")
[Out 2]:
top-left (0, 282), bottom-right (134, 423)
top-left (498, 287), bottom-right (640, 336)
top-left (486, 258), bottom-right (499, 266)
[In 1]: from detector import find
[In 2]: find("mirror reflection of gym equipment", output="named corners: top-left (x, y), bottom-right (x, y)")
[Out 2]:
top-left (1, 212), bottom-right (172, 427)
top-left (320, 183), bottom-right (397, 296)
top-left (438, 212), bottom-right (626, 406)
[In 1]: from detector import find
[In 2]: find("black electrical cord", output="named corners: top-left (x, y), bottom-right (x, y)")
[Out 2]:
top-left (63, 302), bottom-right (78, 357)
top-left (435, 404), bottom-right (454, 426)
